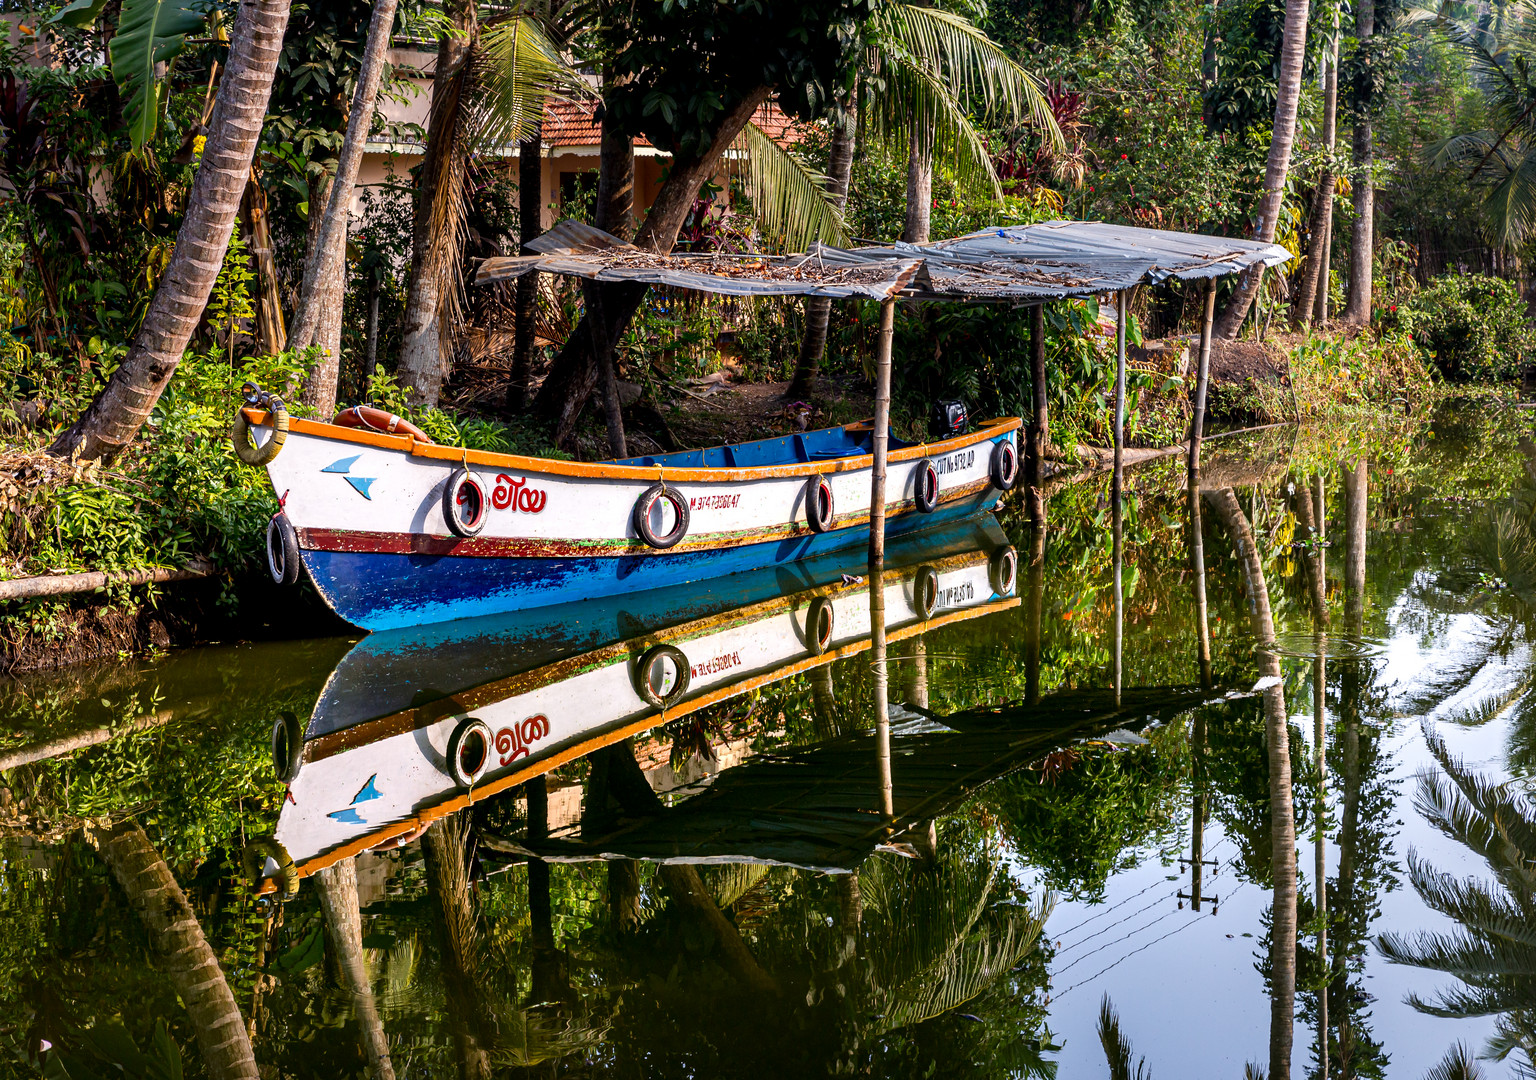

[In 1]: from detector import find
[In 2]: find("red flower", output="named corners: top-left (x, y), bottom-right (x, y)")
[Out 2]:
top-left (1120, 153), bottom-right (1127, 160)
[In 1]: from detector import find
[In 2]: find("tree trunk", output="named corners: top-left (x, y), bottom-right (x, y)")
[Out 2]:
top-left (1204, 488), bottom-right (1297, 1080)
top-left (1341, 0), bottom-right (1375, 324)
top-left (595, 74), bottom-right (636, 239)
top-left (1212, 0), bottom-right (1312, 339)
top-left (397, 1), bottom-right (477, 408)
top-left (787, 111), bottom-right (856, 399)
top-left (1296, 5), bottom-right (1341, 327)
top-left (89, 821), bottom-right (259, 1080)
top-left (243, 168), bottom-right (286, 354)
top-left (290, 0), bottom-right (400, 416)
top-left (314, 859), bottom-right (396, 1080)
top-left (532, 86), bottom-right (773, 446)
top-left (902, 127), bottom-right (933, 245)
top-left (421, 812), bottom-right (492, 1080)
top-left (508, 119), bottom-right (544, 411)
top-left (364, 269), bottom-right (380, 375)
top-left (50, 0), bottom-right (292, 462)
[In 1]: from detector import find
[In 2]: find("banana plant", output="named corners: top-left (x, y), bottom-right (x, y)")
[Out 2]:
top-left (51, 0), bottom-right (211, 150)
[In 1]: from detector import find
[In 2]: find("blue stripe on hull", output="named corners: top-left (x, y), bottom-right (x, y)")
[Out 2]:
top-left (302, 494), bottom-right (998, 631)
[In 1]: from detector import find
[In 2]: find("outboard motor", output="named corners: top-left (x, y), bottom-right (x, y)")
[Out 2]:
top-left (929, 399), bottom-right (969, 439)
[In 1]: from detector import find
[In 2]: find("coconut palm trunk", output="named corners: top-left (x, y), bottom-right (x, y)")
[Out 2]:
top-left (1213, 0), bottom-right (1312, 339)
top-left (422, 812), bottom-right (493, 1080)
top-left (1206, 487), bottom-right (1297, 1080)
top-left (508, 119), bottom-right (544, 410)
top-left (89, 821), bottom-right (259, 1080)
top-left (290, 0), bottom-right (400, 415)
top-left (1296, 3), bottom-right (1341, 326)
top-left (903, 132), bottom-right (934, 245)
top-left (397, 0), bottom-right (477, 408)
top-left (49, 0), bottom-right (293, 462)
top-left (314, 859), bottom-right (397, 1080)
top-left (1342, 0), bottom-right (1375, 324)
top-left (532, 86), bottom-right (772, 446)
top-left (787, 112), bottom-right (855, 399)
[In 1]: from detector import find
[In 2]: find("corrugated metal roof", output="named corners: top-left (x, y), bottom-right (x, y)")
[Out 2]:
top-left (473, 218), bottom-right (1291, 302)
top-left (475, 221), bottom-right (923, 299)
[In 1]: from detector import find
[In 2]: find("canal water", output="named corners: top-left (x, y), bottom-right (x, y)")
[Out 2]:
top-left (2, 402), bottom-right (1531, 1078)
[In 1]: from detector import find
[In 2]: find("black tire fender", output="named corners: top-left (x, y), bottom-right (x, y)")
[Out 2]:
top-left (804, 474), bottom-right (835, 533)
top-left (272, 710), bottom-right (305, 783)
top-left (990, 439), bottom-right (1020, 491)
top-left (634, 643), bottom-right (691, 707)
top-left (442, 468), bottom-right (488, 538)
top-left (804, 596), bottom-right (836, 655)
top-left (913, 565), bottom-right (940, 619)
top-left (913, 458), bottom-right (940, 513)
top-left (989, 545), bottom-right (1019, 596)
top-left (447, 717), bottom-right (494, 789)
top-left (266, 512), bottom-right (301, 586)
top-left (231, 399), bottom-right (288, 466)
top-left (633, 483), bottom-right (690, 549)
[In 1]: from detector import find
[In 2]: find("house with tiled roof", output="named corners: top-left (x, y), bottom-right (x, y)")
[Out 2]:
top-left (356, 44), bottom-right (807, 236)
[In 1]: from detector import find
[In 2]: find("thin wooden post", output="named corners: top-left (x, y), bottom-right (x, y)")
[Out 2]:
top-left (1113, 291), bottom-right (1126, 707)
top-left (1190, 278), bottom-right (1217, 480)
top-left (869, 299), bottom-right (896, 566)
top-left (870, 564), bottom-right (894, 820)
top-left (1030, 303), bottom-right (1047, 467)
top-left (1189, 479), bottom-right (1212, 689)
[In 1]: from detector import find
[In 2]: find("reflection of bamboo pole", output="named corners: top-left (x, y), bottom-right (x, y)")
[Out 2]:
top-left (871, 563), bottom-right (893, 820)
top-left (89, 821), bottom-right (260, 1080)
top-left (1314, 644), bottom-right (1329, 1080)
top-left (1343, 460), bottom-right (1367, 631)
top-left (1113, 469), bottom-right (1124, 708)
top-left (314, 859), bottom-right (396, 1080)
top-left (1205, 488), bottom-right (1296, 1080)
top-left (1026, 514), bottom-right (1045, 706)
top-left (1114, 293), bottom-right (1126, 709)
top-left (1030, 303), bottom-right (1048, 469)
top-left (869, 299), bottom-right (896, 566)
top-left (903, 636), bottom-right (929, 711)
top-left (1189, 479), bottom-right (1212, 689)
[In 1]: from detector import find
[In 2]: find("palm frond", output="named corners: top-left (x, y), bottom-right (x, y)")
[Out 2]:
top-left (1425, 1043), bottom-right (1488, 1080)
top-left (1479, 144), bottom-right (1536, 248)
top-left (885, 4), bottom-right (1062, 150)
top-left (735, 121), bottom-right (850, 251)
top-left (1421, 725), bottom-right (1536, 882)
top-left (865, 54), bottom-right (1004, 200)
top-left (469, 16), bottom-right (590, 152)
top-left (1404, 852), bottom-right (1536, 950)
top-left (1098, 995), bottom-right (1152, 1080)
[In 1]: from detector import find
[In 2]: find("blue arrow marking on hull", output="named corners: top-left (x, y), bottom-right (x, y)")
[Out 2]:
top-left (322, 455), bottom-right (362, 474)
top-left (345, 476), bottom-right (376, 499)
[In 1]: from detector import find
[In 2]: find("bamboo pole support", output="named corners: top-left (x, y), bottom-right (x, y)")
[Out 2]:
top-left (870, 563), bottom-right (894, 821)
top-left (1113, 291), bottom-right (1126, 707)
top-left (869, 298), bottom-right (896, 566)
top-left (1189, 278), bottom-right (1217, 480)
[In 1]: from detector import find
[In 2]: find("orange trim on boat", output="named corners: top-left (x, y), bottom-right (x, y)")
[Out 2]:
top-left (254, 595), bottom-right (1020, 893)
top-left (242, 408), bottom-right (1021, 483)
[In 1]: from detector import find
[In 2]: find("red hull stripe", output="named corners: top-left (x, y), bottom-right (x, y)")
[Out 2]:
top-left (294, 479), bottom-right (992, 558)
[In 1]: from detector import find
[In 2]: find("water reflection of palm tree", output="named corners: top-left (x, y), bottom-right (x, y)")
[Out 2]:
top-left (1377, 728), bottom-right (1536, 1074)
top-left (1206, 486), bottom-right (1298, 1080)
top-left (313, 858), bottom-right (397, 1080)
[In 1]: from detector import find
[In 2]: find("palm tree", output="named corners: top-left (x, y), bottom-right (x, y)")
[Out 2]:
top-left (1206, 486), bottom-right (1298, 1080)
top-left (1295, 0), bottom-right (1342, 326)
top-left (1416, 2), bottom-right (1536, 253)
top-left (787, 2), bottom-right (1063, 396)
top-left (50, 0), bottom-right (293, 462)
top-left (287, 0), bottom-right (401, 416)
top-left (1376, 726), bottom-right (1536, 1073)
top-left (1341, 0), bottom-right (1377, 324)
top-left (1213, 0), bottom-right (1312, 339)
top-left (88, 820), bottom-right (259, 1080)
top-left (314, 858), bottom-right (397, 1080)
top-left (396, 8), bottom-right (586, 407)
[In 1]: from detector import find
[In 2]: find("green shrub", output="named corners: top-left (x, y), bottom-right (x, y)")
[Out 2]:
top-left (1390, 274), bottom-right (1536, 382)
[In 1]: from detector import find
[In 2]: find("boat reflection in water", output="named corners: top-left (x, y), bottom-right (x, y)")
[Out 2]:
top-left (260, 517), bottom-right (1022, 889)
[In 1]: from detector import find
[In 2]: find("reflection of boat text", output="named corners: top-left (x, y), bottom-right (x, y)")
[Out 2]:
top-left (936, 581), bottom-right (975, 608)
top-left (691, 651), bottom-right (742, 679)
top-left (495, 714), bottom-right (550, 764)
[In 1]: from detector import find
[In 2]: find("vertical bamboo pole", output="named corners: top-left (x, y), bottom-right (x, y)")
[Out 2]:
top-left (1030, 304), bottom-right (1047, 466)
top-left (1190, 480), bottom-right (1213, 689)
top-left (869, 299), bottom-right (896, 566)
top-left (1190, 278), bottom-right (1217, 481)
top-left (1113, 291), bottom-right (1126, 707)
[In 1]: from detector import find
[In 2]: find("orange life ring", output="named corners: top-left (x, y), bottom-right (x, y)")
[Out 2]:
top-left (334, 405), bottom-right (433, 443)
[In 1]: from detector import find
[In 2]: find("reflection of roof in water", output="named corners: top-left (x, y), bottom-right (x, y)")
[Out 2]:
top-left (509, 685), bottom-right (1223, 873)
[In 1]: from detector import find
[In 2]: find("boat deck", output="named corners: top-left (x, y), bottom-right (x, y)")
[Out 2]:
top-left (611, 423), bottom-right (914, 470)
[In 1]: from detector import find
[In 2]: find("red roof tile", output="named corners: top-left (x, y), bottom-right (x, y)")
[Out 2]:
top-left (541, 99), bottom-right (806, 151)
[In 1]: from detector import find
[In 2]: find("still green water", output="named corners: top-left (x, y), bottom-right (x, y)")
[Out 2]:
top-left (2, 403), bottom-right (1532, 1079)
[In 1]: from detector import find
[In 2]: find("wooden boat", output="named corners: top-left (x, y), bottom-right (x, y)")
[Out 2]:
top-left (235, 389), bottom-right (1021, 631)
top-left (253, 517), bottom-right (1019, 892)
